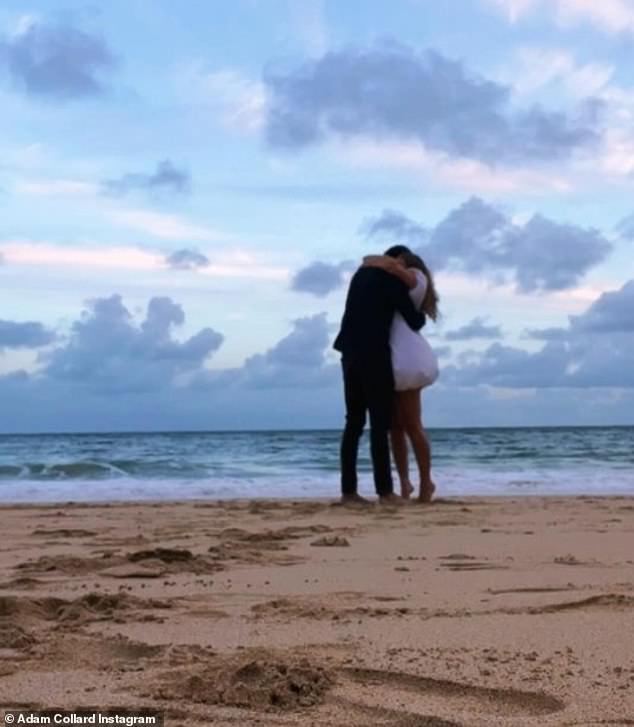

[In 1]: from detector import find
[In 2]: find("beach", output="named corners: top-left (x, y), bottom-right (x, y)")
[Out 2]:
top-left (0, 496), bottom-right (632, 726)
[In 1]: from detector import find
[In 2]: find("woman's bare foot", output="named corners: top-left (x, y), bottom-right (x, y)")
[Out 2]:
top-left (417, 481), bottom-right (436, 504)
top-left (400, 480), bottom-right (415, 499)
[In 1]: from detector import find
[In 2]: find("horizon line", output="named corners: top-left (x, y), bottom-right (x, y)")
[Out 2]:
top-left (1, 423), bottom-right (633, 437)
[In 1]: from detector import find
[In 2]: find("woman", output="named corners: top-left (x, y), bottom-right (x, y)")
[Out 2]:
top-left (363, 251), bottom-right (439, 503)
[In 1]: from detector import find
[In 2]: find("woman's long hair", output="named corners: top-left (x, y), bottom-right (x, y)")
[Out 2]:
top-left (402, 252), bottom-right (439, 321)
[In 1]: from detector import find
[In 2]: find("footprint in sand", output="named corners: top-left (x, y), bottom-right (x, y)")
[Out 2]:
top-left (488, 586), bottom-right (575, 595)
top-left (146, 650), bottom-right (564, 726)
top-left (15, 547), bottom-right (224, 579)
top-left (437, 554), bottom-right (508, 572)
top-left (311, 535), bottom-right (350, 547)
top-left (0, 591), bottom-right (172, 646)
top-left (31, 528), bottom-right (97, 538)
top-left (553, 554), bottom-right (603, 567)
top-left (527, 593), bottom-right (634, 614)
top-left (49, 634), bottom-right (163, 669)
top-left (334, 666), bottom-right (565, 725)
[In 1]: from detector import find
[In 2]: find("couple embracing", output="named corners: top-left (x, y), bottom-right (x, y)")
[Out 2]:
top-left (333, 245), bottom-right (439, 505)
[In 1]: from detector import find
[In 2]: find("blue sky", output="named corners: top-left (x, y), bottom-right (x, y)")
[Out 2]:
top-left (1, 0), bottom-right (634, 432)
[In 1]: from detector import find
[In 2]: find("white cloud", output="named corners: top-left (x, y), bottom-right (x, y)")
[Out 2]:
top-left (496, 45), bottom-right (634, 182)
top-left (505, 48), bottom-right (613, 98)
top-left (596, 127), bottom-right (634, 175)
top-left (0, 240), bottom-right (289, 280)
top-left (175, 64), bottom-right (268, 134)
top-left (339, 139), bottom-right (572, 195)
top-left (486, 0), bottom-right (634, 33)
top-left (198, 248), bottom-right (289, 280)
top-left (15, 179), bottom-right (97, 196)
top-left (205, 70), bottom-right (268, 133)
top-left (14, 177), bottom-right (231, 243)
top-left (557, 0), bottom-right (634, 33)
top-left (0, 241), bottom-right (164, 270)
top-left (5, 13), bottom-right (40, 37)
top-left (110, 209), bottom-right (223, 241)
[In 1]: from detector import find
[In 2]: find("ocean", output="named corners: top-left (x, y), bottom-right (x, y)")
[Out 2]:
top-left (0, 427), bottom-right (632, 503)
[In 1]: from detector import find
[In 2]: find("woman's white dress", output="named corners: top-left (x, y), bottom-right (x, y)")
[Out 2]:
top-left (391, 269), bottom-right (439, 391)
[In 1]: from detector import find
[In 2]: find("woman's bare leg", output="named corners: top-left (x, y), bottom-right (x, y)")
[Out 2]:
top-left (390, 401), bottom-right (413, 498)
top-left (399, 389), bottom-right (435, 502)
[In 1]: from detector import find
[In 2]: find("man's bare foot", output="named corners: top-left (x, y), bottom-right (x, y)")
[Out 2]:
top-left (341, 493), bottom-right (372, 506)
top-left (417, 482), bottom-right (436, 504)
top-left (400, 481), bottom-right (414, 499)
top-left (378, 493), bottom-right (404, 505)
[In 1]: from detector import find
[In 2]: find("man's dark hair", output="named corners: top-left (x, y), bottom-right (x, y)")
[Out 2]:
top-left (384, 245), bottom-right (411, 258)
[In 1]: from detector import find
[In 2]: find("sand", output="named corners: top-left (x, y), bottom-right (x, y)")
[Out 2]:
top-left (0, 496), bottom-right (633, 726)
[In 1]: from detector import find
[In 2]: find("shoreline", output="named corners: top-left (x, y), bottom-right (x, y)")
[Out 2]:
top-left (0, 492), bottom-right (634, 512)
top-left (1, 496), bottom-right (633, 725)
top-left (1, 492), bottom-right (633, 508)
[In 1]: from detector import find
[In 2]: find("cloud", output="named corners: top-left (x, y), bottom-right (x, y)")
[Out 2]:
top-left (166, 248), bottom-right (210, 271)
top-left (0, 302), bottom-right (341, 431)
top-left (33, 299), bottom-right (336, 397)
top-left (570, 280), bottom-right (634, 333)
top-left (445, 317), bottom-right (503, 341)
top-left (447, 334), bottom-right (634, 389)
top-left (366, 196), bottom-right (612, 293)
top-left (615, 211), bottom-right (634, 240)
top-left (242, 313), bottom-right (334, 386)
top-left (445, 279), bottom-right (634, 389)
top-left (485, 0), bottom-right (634, 34)
top-left (41, 295), bottom-right (223, 394)
top-left (0, 241), bottom-right (164, 270)
top-left (110, 209), bottom-right (222, 241)
top-left (291, 260), bottom-right (354, 297)
top-left (497, 214), bottom-right (611, 293)
top-left (15, 180), bottom-right (97, 197)
top-left (178, 66), bottom-right (268, 134)
top-left (198, 313), bottom-right (338, 391)
top-left (444, 341), bottom-right (570, 388)
top-left (263, 43), bottom-right (601, 164)
top-left (495, 48), bottom-right (634, 186)
top-left (102, 160), bottom-right (191, 199)
top-left (340, 139), bottom-right (574, 195)
top-left (363, 209), bottom-right (430, 247)
top-left (3, 286), bottom-right (634, 431)
top-left (0, 19), bottom-right (115, 100)
top-left (434, 345), bottom-right (453, 359)
top-left (523, 326), bottom-right (568, 340)
top-left (0, 240), bottom-right (288, 280)
top-left (0, 320), bottom-right (56, 350)
top-left (504, 48), bottom-right (614, 100)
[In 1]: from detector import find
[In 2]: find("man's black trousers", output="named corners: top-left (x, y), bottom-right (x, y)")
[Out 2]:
top-left (339, 355), bottom-right (394, 497)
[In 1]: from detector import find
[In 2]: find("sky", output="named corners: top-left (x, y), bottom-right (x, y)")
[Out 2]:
top-left (1, 0), bottom-right (634, 432)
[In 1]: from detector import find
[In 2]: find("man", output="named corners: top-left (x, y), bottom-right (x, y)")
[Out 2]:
top-left (333, 245), bottom-right (426, 504)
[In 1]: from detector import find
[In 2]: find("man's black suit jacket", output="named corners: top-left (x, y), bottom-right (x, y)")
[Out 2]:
top-left (333, 266), bottom-right (426, 363)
